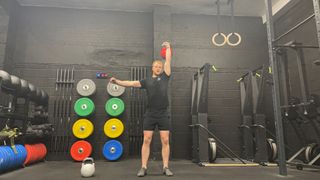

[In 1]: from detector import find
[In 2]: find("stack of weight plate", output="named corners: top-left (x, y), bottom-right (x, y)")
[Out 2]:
top-left (103, 82), bottom-right (125, 161)
top-left (71, 79), bottom-right (96, 161)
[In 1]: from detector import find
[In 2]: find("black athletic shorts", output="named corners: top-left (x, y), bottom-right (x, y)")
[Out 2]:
top-left (143, 109), bottom-right (171, 131)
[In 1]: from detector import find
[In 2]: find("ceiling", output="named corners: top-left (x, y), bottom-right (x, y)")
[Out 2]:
top-left (16, 0), bottom-right (287, 17)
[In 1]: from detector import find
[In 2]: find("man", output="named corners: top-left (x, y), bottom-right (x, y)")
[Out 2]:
top-left (109, 41), bottom-right (173, 177)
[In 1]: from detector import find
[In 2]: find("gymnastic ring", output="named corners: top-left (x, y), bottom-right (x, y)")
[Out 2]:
top-left (212, 33), bottom-right (227, 47)
top-left (226, 32), bottom-right (241, 46)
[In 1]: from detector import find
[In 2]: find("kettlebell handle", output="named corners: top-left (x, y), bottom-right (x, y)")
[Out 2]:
top-left (83, 157), bottom-right (94, 164)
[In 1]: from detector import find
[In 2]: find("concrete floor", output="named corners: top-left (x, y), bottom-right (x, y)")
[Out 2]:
top-left (1, 159), bottom-right (320, 180)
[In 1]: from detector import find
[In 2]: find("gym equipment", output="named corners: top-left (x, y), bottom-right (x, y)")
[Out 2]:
top-left (17, 79), bottom-right (30, 97)
top-left (0, 70), bottom-right (11, 87)
top-left (305, 143), bottom-right (320, 164)
top-left (274, 13), bottom-right (315, 43)
top-left (275, 44), bottom-right (320, 170)
top-left (287, 143), bottom-right (320, 170)
top-left (30, 87), bottom-right (42, 103)
top-left (40, 90), bottom-right (49, 105)
top-left (0, 145), bottom-right (27, 172)
top-left (238, 66), bottom-right (270, 163)
top-left (16, 145), bottom-right (27, 166)
top-left (76, 79), bottom-right (96, 97)
top-left (0, 148), bottom-right (4, 171)
top-left (190, 124), bottom-right (252, 166)
top-left (226, 33), bottom-right (241, 46)
top-left (25, 124), bottom-right (54, 138)
top-left (265, 2), bottom-right (288, 174)
top-left (279, 43), bottom-right (320, 141)
top-left (74, 97), bottom-right (95, 117)
top-left (306, 94), bottom-right (320, 119)
top-left (160, 47), bottom-right (172, 59)
top-left (191, 64), bottom-right (211, 163)
top-left (129, 66), bottom-right (147, 156)
top-left (212, 33), bottom-right (227, 47)
top-left (105, 98), bottom-right (125, 117)
top-left (309, 94), bottom-right (320, 106)
top-left (96, 72), bottom-right (112, 79)
top-left (211, 0), bottom-right (241, 47)
top-left (104, 118), bottom-right (124, 138)
top-left (0, 146), bottom-right (12, 171)
top-left (72, 119), bottom-right (94, 139)
top-left (70, 140), bottom-right (92, 161)
top-left (28, 83), bottom-right (37, 99)
top-left (8, 75), bottom-right (21, 94)
top-left (266, 138), bottom-right (277, 162)
top-left (0, 126), bottom-right (22, 152)
top-left (0, 70), bottom-right (12, 98)
top-left (226, 0), bottom-right (241, 46)
top-left (277, 49), bottom-right (309, 146)
top-left (35, 87), bottom-right (42, 99)
top-left (211, 0), bottom-right (227, 47)
top-left (191, 64), bottom-right (248, 165)
top-left (0, 72), bottom-right (41, 101)
top-left (102, 140), bottom-right (123, 161)
top-left (24, 143), bottom-right (47, 166)
top-left (208, 138), bottom-right (217, 163)
top-left (265, 0), bottom-right (320, 173)
top-left (107, 82), bottom-right (125, 97)
top-left (238, 73), bottom-right (255, 161)
top-left (313, 59), bottom-right (320, 65)
top-left (199, 162), bottom-right (259, 167)
top-left (81, 157), bottom-right (95, 177)
top-left (49, 66), bottom-right (75, 161)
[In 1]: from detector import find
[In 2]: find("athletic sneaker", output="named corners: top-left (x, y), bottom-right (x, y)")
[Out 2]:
top-left (137, 167), bottom-right (147, 177)
top-left (163, 167), bottom-right (174, 176)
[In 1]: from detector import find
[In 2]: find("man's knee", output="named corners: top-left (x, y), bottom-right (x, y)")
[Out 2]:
top-left (143, 136), bottom-right (152, 145)
top-left (161, 137), bottom-right (169, 146)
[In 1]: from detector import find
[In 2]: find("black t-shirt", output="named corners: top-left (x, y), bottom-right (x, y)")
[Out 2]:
top-left (140, 72), bottom-right (170, 110)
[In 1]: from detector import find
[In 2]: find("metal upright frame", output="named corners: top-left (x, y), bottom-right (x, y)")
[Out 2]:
top-left (264, 0), bottom-right (287, 176)
top-left (191, 63), bottom-right (210, 163)
top-left (265, 0), bottom-right (320, 175)
top-left (313, 0), bottom-right (320, 50)
top-left (239, 73), bottom-right (255, 161)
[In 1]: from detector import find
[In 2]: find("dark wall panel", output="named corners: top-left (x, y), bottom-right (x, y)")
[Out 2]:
top-left (172, 14), bottom-right (269, 68)
top-left (11, 6), bottom-right (153, 67)
top-left (0, 6), bottom-right (8, 68)
top-left (3, 4), bottom-right (269, 160)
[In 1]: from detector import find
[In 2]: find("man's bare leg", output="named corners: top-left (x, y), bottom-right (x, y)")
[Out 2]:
top-left (141, 130), bottom-right (153, 168)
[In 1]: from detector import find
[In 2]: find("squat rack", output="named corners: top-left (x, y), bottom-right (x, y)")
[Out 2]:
top-left (264, 0), bottom-right (320, 176)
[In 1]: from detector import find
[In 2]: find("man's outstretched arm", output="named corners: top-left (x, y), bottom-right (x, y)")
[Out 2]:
top-left (109, 77), bottom-right (141, 88)
top-left (162, 41), bottom-right (172, 76)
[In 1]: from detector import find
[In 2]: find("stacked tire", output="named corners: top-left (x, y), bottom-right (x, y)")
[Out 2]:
top-left (24, 143), bottom-right (47, 166)
top-left (0, 145), bottom-right (27, 173)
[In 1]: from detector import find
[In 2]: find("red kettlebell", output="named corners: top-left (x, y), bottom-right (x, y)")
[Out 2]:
top-left (160, 47), bottom-right (172, 59)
